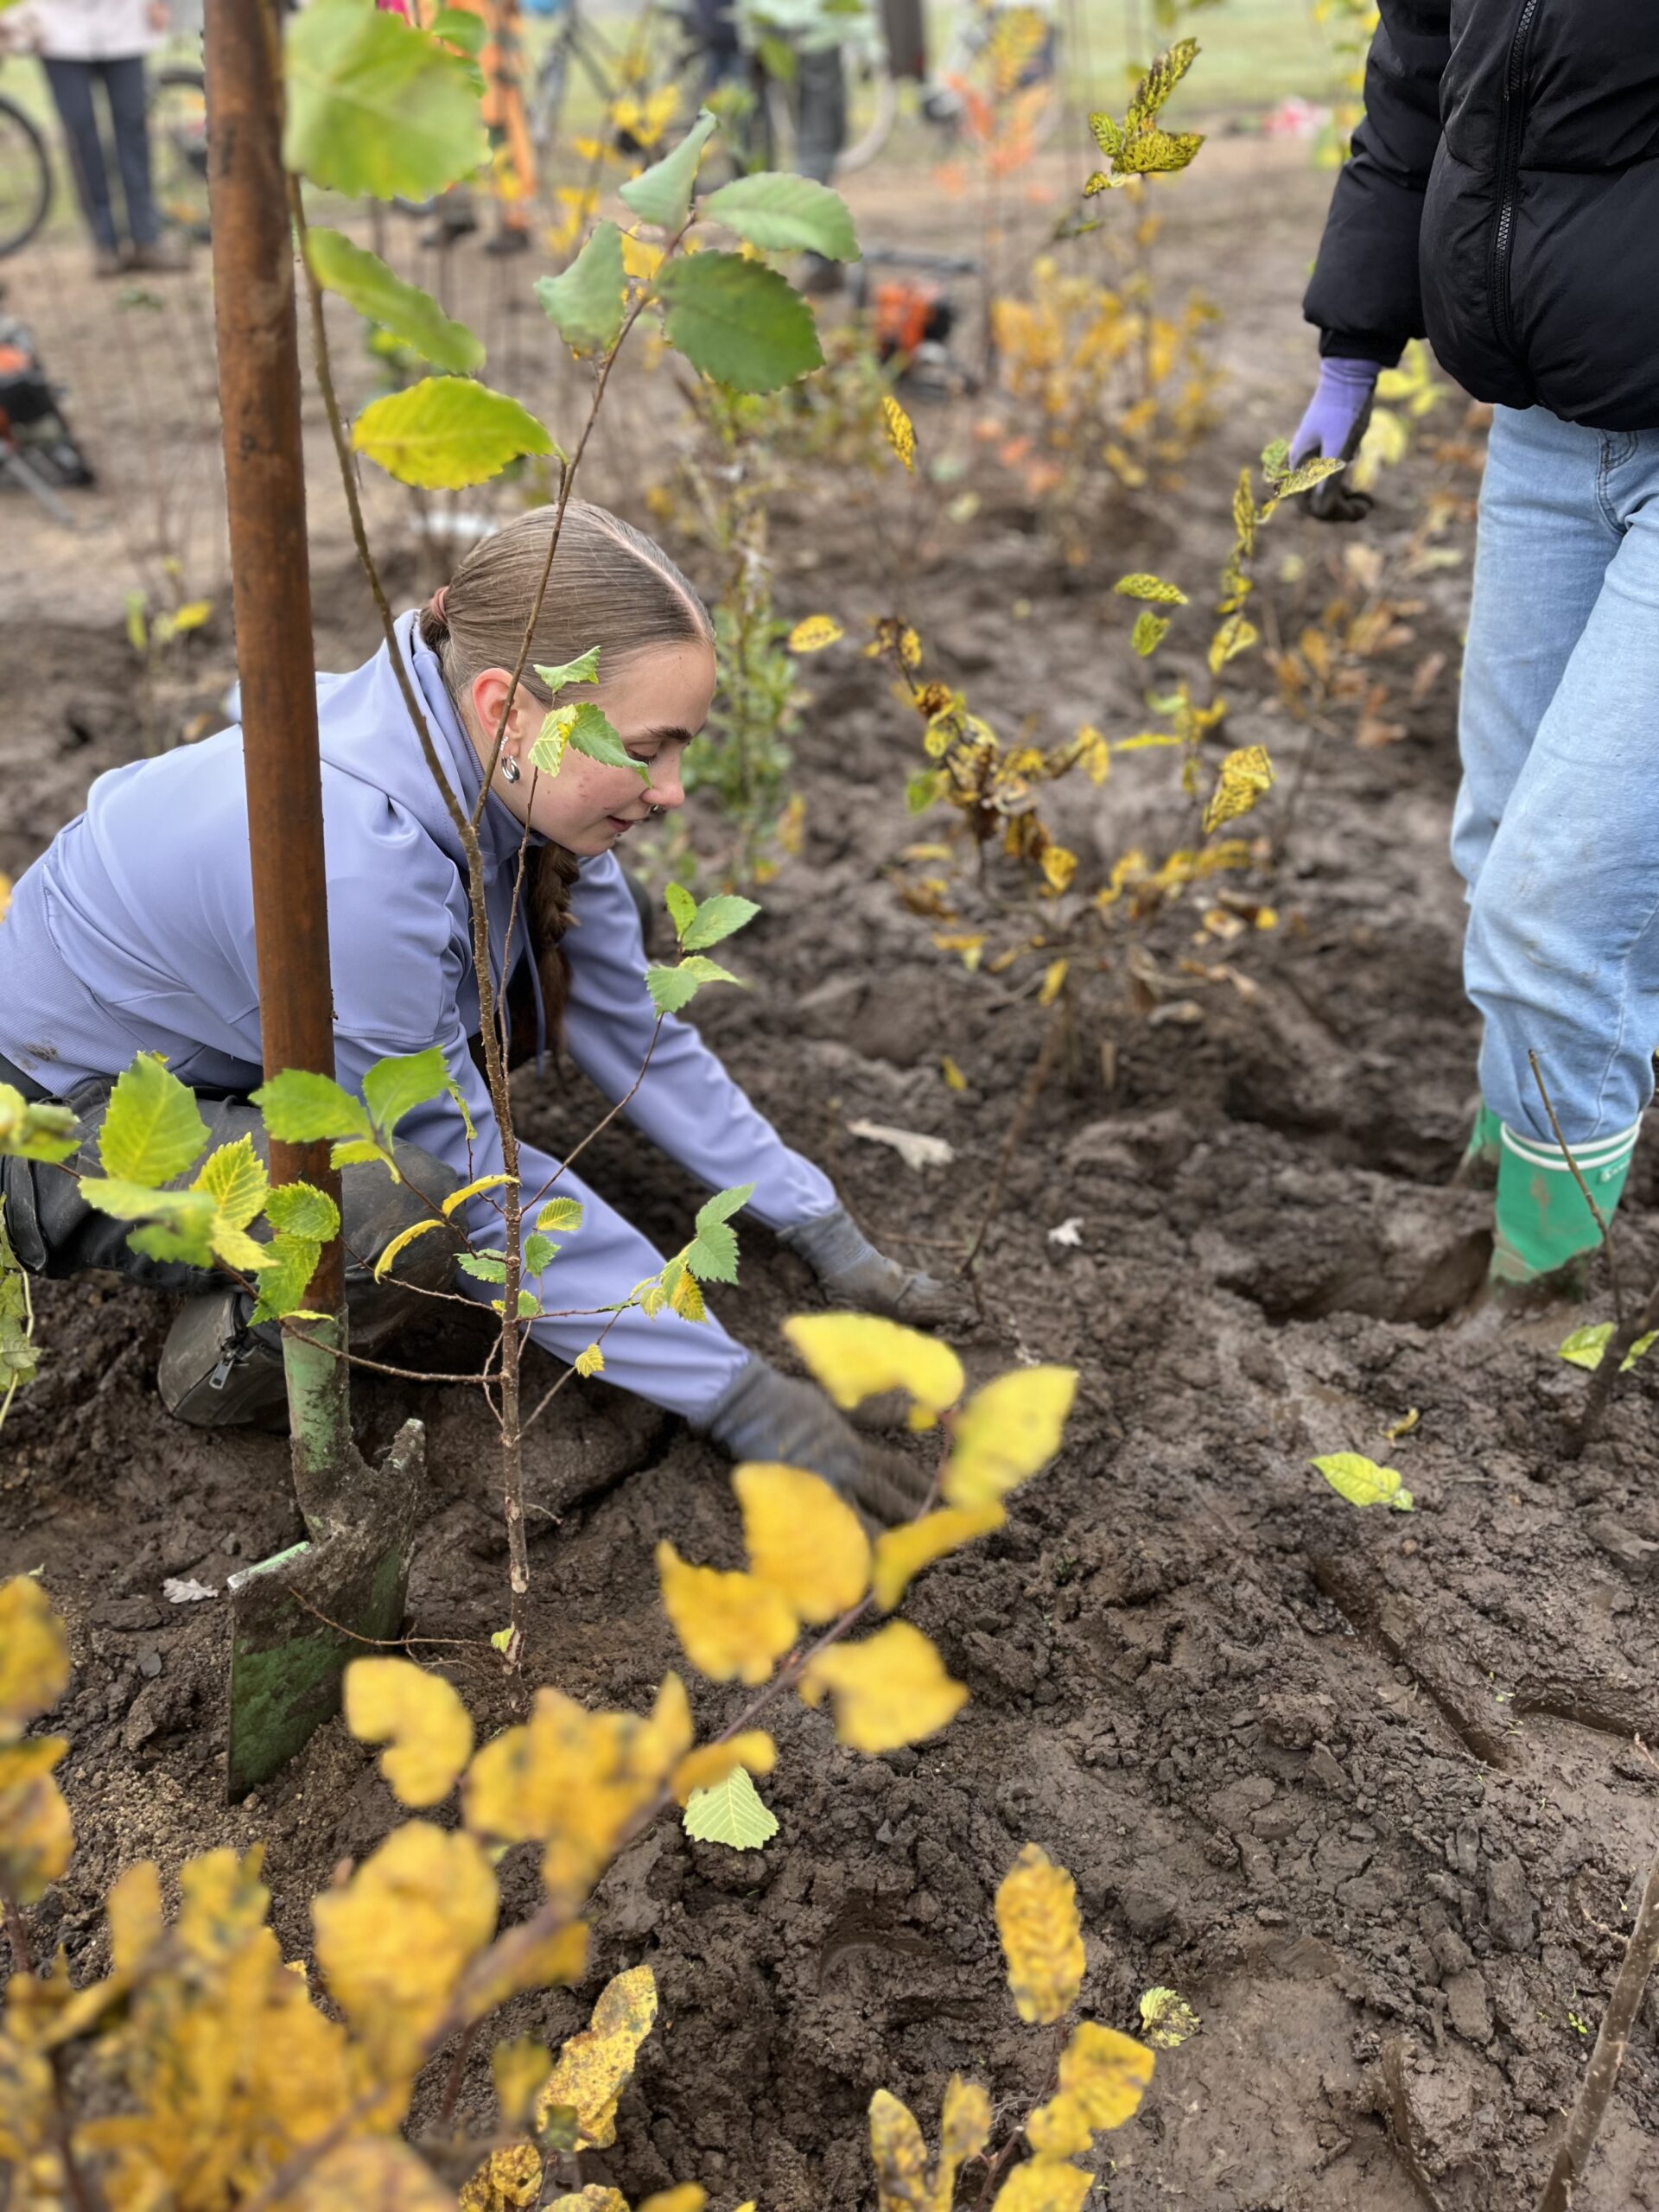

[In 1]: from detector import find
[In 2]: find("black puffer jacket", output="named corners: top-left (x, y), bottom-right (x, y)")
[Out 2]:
top-left (1305, 0), bottom-right (1659, 429)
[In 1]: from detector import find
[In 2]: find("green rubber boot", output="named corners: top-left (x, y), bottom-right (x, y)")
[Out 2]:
top-left (1490, 1121), bottom-right (1638, 1287)
top-left (1453, 1100), bottom-right (1503, 1188)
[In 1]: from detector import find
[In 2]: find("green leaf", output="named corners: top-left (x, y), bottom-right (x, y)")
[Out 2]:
top-left (1130, 611), bottom-right (1170, 657)
top-left (531, 705), bottom-right (575, 778)
top-left (656, 253), bottom-right (823, 394)
top-left (428, 3), bottom-right (486, 55)
top-left (352, 378), bottom-right (556, 491)
top-left (524, 1232), bottom-right (558, 1276)
top-left (1126, 38), bottom-right (1199, 131)
top-left (696, 1184), bottom-right (753, 1231)
top-left (459, 1251), bottom-right (508, 1284)
top-left (536, 1197), bottom-right (585, 1234)
top-left (665, 881), bottom-right (697, 941)
top-left (682, 955), bottom-right (742, 988)
top-left (1311, 1453), bottom-right (1414, 1512)
top-left (567, 702), bottom-right (646, 779)
top-left (645, 964), bottom-right (702, 1017)
top-left (1559, 1322), bottom-right (1658, 1374)
top-left (98, 1054), bottom-right (209, 1185)
top-left (283, 0), bottom-right (487, 201)
top-left (192, 1135), bottom-right (269, 1232)
top-left (698, 171), bottom-right (858, 261)
top-left (512, 1288), bottom-right (540, 1319)
top-left (80, 1179), bottom-right (217, 1268)
top-left (305, 227), bottom-right (484, 372)
top-left (1260, 436), bottom-right (1291, 480)
top-left (1114, 573), bottom-right (1188, 606)
top-left (329, 1137), bottom-right (396, 1174)
top-left (362, 1047), bottom-right (452, 1141)
top-left (533, 645), bottom-right (602, 698)
top-left (683, 1764), bottom-right (778, 1849)
top-left (906, 770), bottom-right (944, 815)
top-left (250, 1233), bottom-right (322, 1325)
top-left (535, 221), bottom-right (627, 356)
top-left (0, 1086), bottom-right (78, 1166)
top-left (254, 1069), bottom-right (372, 1146)
top-left (264, 1181), bottom-right (340, 1243)
top-left (682, 893), bottom-right (760, 950)
top-left (685, 1221), bottom-right (738, 1283)
top-left (618, 107), bottom-right (718, 232)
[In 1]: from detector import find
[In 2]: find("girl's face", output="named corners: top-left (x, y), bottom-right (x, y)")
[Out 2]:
top-left (465, 639), bottom-right (716, 858)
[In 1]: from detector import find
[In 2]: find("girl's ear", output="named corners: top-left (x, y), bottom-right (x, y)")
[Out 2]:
top-left (468, 666), bottom-right (536, 745)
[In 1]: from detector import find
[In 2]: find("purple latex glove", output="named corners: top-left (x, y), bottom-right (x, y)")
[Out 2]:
top-left (1289, 356), bottom-right (1382, 522)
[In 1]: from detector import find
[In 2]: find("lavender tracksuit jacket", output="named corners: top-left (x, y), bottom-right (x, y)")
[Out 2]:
top-left (0, 611), bottom-right (834, 1418)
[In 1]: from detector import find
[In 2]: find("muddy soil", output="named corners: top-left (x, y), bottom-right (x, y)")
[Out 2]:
top-left (3, 138), bottom-right (1658, 2212)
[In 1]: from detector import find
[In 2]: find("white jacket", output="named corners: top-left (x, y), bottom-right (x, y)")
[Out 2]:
top-left (10, 0), bottom-right (166, 61)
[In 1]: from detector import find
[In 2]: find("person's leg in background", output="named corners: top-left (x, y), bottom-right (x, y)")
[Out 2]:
top-left (40, 55), bottom-right (121, 273)
top-left (1449, 406), bottom-right (1623, 1187)
top-left (1459, 416), bottom-right (1659, 1285)
top-left (99, 54), bottom-right (168, 265)
top-left (792, 41), bottom-right (846, 292)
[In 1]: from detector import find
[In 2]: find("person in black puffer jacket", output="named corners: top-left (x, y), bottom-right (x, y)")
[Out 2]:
top-left (1290, 0), bottom-right (1659, 1296)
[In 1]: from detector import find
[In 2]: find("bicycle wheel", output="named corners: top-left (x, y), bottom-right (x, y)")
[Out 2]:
top-left (0, 93), bottom-right (53, 259)
top-left (149, 66), bottom-right (210, 239)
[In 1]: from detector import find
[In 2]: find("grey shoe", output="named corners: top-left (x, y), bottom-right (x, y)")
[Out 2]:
top-left (158, 1289), bottom-right (287, 1429)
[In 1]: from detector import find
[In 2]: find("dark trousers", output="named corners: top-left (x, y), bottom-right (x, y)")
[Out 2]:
top-left (41, 54), bottom-right (158, 253)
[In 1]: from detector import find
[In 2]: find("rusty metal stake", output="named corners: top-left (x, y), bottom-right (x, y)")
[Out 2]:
top-left (204, 0), bottom-right (423, 1800)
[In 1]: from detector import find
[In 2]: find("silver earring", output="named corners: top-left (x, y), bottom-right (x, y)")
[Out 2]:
top-left (501, 754), bottom-right (521, 785)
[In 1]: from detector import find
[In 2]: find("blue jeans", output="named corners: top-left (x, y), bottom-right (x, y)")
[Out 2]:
top-left (1452, 404), bottom-right (1659, 1152)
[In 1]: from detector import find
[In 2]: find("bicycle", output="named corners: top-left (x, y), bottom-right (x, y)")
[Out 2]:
top-left (0, 59), bottom-right (208, 261)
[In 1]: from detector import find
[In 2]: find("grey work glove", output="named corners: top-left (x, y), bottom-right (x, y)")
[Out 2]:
top-left (699, 1355), bottom-right (931, 1527)
top-left (778, 1203), bottom-right (959, 1327)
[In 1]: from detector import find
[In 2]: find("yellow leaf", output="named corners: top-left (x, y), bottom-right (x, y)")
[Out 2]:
top-left (881, 395), bottom-right (918, 473)
top-left (1039, 957), bottom-right (1069, 1007)
top-left (461, 2142), bottom-right (545, 2212)
top-left (0, 873), bottom-right (10, 923)
top-left (990, 2157), bottom-right (1093, 2212)
top-left (171, 599), bottom-right (213, 632)
top-left (941, 1055), bottom-right (967, 1092)
top-left (868, 2089), bottom-right (930, 2212)
top-left (736, 1463), bottom-right (871, 1624)
top-left (1201, 743), bottom-right (1274, 834)
top-left (443, 1172), bottom-right (517, 1217)
top-left (788, 614), bottom-right (844, 653)
top-left (1076, 726), bottom-right (1111, 784)
top-left (996, 1843), bottom-right (1085, 2026)
top-left (1311, 1452), bottom-right (1414, 1511)
top-left (800, 1620), bottom-right (967, 1752)
top-left (0, 1577), bottom-right (70, 1740)
top-left (944, 1367), bottom-right (1077, 1509)
top-left (784, 1313), bottom-right (964, 1419)
top-left (0, 1738), bottom-right (72, 1905)
top-left (657, 1543), bottom-right (798, 1684)
top-left (462, 1680), bottom-right (688, 1909)
top-left (304, 2139), bottom-right (460, 2210)
top-left (671, 1732), bottom-right (777, 1804)
top-left (1039, 845), bottom-right (1077, 895)
top-left (313, 1822), bottom-right (499, 2078)
top-left (575, 1343), bottom-right (606, 1377)
top-left (872, 1504), bottom-right (1005, 1611)
top-left (547, 2194), bottom-right (629, 2212)
top-left (1027, 2021), bottom-right (1155, 2152)
top-left (462, 1919), bottom-right (589, 2019)
top-left (620, 232), bottom-right (664, 280)
top-left (373, 1216), bottom-right (449, 1282)
top-left (536, 1965), bottom-right (657, 2150)
top-left (940, 2075), bottom-right (993, 2178)
top-left (344, 1657), bottom-right (474, 1808)
top-left (1138, 1986), bottom-right (1199, 2048)
top-left (671, 1270), bottom-right (706, 1321)
top-left (639, 2190), bottom-right (708, 2212)
top-left (491, 2037), bottom-right (553, 2130)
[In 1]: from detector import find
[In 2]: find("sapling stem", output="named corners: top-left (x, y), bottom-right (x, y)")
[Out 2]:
top-left (1535, 1842), bottom-right (1659, 2212)
top-left (1529, 1049), bottom-right (1624, 1326)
